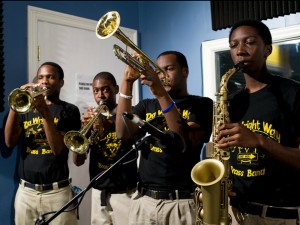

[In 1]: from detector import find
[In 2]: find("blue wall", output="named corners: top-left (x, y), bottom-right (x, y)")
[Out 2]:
top-left (138, 1), bottom-right (229, 98)
top-left (1, 1), bottom-right (300, 224)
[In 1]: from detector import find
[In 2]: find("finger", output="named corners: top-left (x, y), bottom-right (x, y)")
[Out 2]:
top-left (218, 123), bottom-right (233, 131)
top-left (228, 191), bottom-right (236, 197)
top-left (140, 79), bottom-right (152, 86)
top-left (147, 74), bottom-right (152, 81)
top-left (140, 74), bottom-right (147, 80)
top-left (218, 126), bottom-right (236, 137)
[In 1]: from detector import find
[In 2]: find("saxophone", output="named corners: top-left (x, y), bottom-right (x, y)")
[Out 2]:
top-left (191, 62), bottom-right (244, 225)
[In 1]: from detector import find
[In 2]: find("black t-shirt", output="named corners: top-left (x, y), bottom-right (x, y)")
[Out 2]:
top-left (89, 113), bottom-right (137, 192)
top-left (133, 95), bottom-right (213, 190)
top-left (229, 75), bottom-right (300, 207)
top-left (18, 101), bottom-right (81, 184)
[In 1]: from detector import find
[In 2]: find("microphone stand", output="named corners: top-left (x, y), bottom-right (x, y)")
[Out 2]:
top-left (35, 136), bottom-right (149, 225)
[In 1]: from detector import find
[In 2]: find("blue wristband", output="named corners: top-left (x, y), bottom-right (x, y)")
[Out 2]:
top-left (162, 101), bottom-right (175, 114)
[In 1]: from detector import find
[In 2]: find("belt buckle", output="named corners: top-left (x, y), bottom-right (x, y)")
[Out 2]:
top-left (261, 205), bottom-right (268, 218)
top-left (35, 184), bottom-right (43, 192)
top-left (151, 190), bottom-right (158, 199)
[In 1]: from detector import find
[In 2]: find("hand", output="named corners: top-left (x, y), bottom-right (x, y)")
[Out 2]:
top-left (82, 106), bottom-right (97, 125)
top-left (140, 63), bottom-right (167, 98)
top-left (215, 123), bottom-right (260, 149)
top-left (28, 83), bottom-right (48, 115)
top-left (123, 64), bottom-right (140, 83)
top-left (96, 118), bottom-right (114, 138)
top-left (20, 83), bottom-right (46, 93)
top-left (20, 82), bottom-right (37, 91)
top-left (123, 53), bottom-right (143, 83)
top-left (228, 190), bottom-right (236, 197)
top-left (32, 94), bottom-right (48, 113)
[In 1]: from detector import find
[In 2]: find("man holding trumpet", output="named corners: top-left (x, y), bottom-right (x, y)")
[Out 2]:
top-left (116, 51), bottom-right (213, 224)
top-left (72, 71), bottom-right (137, 225)
top-left (5, 62), bottom-right (81, 225)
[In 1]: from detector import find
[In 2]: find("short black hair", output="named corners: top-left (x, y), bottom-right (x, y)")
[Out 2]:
top-left (157, 51), bottom-right (189, 69)
top-left (93, 71), bottom-right (117, 86)
top-left (229, 19), bottom-right (272, 45)
top-left (38, 62), bottom-right (64, 80)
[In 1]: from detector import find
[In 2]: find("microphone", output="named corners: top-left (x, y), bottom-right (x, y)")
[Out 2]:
top-left (122, 112), bottom-right (166, 141)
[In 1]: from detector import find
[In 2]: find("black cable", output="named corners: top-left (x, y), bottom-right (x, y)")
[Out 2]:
top-left (120, 112), bottom-right (139, 166)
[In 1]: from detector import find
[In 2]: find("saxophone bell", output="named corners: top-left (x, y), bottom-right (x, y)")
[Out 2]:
top-left (191, 159), bottom-right (225, 225)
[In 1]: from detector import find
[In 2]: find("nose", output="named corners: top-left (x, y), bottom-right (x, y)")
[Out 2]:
top-left (236, 43), bottom-right (246, 56)
top-left (97, 90), bottom-right (105, 99)
top-left (39, 76), bottom-right (49, 85)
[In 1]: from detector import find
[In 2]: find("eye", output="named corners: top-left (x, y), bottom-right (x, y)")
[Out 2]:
top-left (229, 42), bottom-right (238, 49)
top-left (103, 87), bottom-right (110, 93)
top-left (165, 66), bottom-right (175, 72)
top-left (93, 89), bottom-right (99, 94)
top-left (245, 41), bottom-right (255, 46)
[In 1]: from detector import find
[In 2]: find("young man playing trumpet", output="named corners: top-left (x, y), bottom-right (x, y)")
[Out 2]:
top-left (5, 62), bottom-right (81, 225)
top-left (116, 51), bottom-right (213, 224)
top-left (73, 72), bottom-right (137, 225)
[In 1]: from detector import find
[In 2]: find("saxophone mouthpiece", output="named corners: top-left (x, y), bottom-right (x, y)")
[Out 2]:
top-left (235, 62), bottom-right (244, 71)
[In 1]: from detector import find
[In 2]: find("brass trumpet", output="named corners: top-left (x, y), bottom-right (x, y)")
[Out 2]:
top-left (95, 11), bottom-right (170, 86)
top-left (64, 101), bottom-right (110, 154)
top-left (8, 87), bottom-right (48, 114)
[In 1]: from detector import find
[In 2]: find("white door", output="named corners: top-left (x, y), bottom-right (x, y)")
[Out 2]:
top-left (28, 6), bottom-right (139, 225)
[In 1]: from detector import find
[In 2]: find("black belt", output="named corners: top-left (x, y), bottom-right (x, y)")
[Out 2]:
top-left (139, 187), bottom-right (193, 200)
top-left (20, 179), bottom-right (71, 191)
top-left (243, 202), bottom-right (300, 219)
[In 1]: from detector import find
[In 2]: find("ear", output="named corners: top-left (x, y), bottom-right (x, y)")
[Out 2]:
top-left (114, 85), bottom-right (119, 95)
top-left (264, 45), bottom-right (272, 58)
top-left (59, 80), bottom-right (64, 88)
top-left (183, 67), bottom-right (189, 78)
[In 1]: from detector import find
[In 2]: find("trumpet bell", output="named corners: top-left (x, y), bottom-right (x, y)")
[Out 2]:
top-left (96, 11), bottom-right (120, 39)
top-left (95, 11), bottom-right (170, 86)
top-left (64, 131), bottom-right (89, 154)
top-left (63, 102), bottom-right (110, 154)
top-left (8, 88), bottom-right (33, 114)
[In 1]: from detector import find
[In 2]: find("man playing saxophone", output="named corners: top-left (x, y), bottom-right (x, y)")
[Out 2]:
top-left (216, 20), bottom-right (300, 225)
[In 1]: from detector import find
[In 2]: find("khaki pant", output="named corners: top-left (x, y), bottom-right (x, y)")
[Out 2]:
top-left (15, 183), bottom-right (78, 225)
top-left (91, 188), bottom-right (135, 225)
top-left (128, 190), bottom-right (196, 225)
top-left (231, 207), bottom-right (299, 225)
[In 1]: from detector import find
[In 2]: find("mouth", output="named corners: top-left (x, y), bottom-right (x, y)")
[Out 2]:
top-left (237, 57), bottom-right (250, 63)
top-left (161, 77), bottom-right (171, 86)
top-left (99, 100), bottom-right (107, 105)
top-left (40, 85), bottom-right (50, 90)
